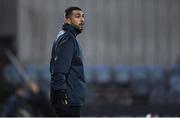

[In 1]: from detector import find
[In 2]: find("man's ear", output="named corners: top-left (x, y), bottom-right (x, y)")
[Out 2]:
top-left (65, 17), bottom-right (71, 24)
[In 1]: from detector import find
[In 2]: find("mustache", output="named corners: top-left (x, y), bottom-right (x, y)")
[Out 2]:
top-left (79, 23), bottom-right (84, 26)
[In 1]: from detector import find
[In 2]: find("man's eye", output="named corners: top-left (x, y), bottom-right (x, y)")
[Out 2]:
top-left (75, 15), bottom-right (80, 18)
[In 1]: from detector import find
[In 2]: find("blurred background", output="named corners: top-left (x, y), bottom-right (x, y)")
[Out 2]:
top-left (0, 0), bottom-right (180, 117)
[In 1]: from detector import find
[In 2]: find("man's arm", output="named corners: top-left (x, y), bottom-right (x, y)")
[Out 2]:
top-left (51, 38), bottom-right (74, 91)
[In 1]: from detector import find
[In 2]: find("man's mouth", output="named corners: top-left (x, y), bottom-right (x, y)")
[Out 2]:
top-left (80, 23), bottom-right (84, 26)
top-left (80, 22), bottom-right (84, 25)
top-left (79, 23), bottom-right (84, 29)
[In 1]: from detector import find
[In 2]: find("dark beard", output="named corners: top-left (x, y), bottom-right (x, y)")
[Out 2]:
top-left (71, 24), bottom-right (82, 34)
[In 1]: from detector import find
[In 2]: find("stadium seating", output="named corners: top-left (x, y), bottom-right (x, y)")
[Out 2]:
top-left (148, 66), bottom-right (166, 104)
top-left (113, 65), bottom-right (129, 86)
top-left (84, 65), bottom-right (96, 84)
top-left (94, 64), bottom-right (111, 84)
top-left (129, 65), bottom-right (149, 104)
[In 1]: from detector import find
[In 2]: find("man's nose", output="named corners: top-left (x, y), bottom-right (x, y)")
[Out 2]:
top-left (81, 17), bottom-right (84, 22)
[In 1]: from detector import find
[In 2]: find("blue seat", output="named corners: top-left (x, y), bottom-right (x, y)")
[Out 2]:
top-left (25, 64), bottom-right (39, 80)
top-left (38, 64), bottom-right (51, 81)
top-left (113, 65), bottom-right (129, 85)
top-left (170, 75), bottom-right (180, 93)
top-left (3, 64), bottom-right (22, 86)
top-left (148, 66), bottom-right (165, 89)
top-left (130, 65), bottom-right (148, 96)
top-left (170, 64), bottom-right (180, 76)
top-left (148, 66), bottom-right (166, 104)
top-left (168, 75), bottom-right (180, 104)
top-left (38, 65), bottom-right (51, 93)
top-left (84, 65), bottom-right (95, 84)
top-left (95, 65), bottom-right (111, 84)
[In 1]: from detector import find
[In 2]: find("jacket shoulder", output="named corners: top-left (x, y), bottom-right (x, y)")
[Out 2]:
top-left (56, 31), bottom-right (75, 46)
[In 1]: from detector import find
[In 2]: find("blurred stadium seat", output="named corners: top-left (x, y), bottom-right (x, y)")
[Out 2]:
top-left (148, 66), bottom-right (166, 104)
top-left (169, 75), bottom-right (180, 93)
top-left (130, 65), bottom-right (149, 104)
top-left (170, 64), bottom-right (180, 76)
top-left (92, 65), bottom-right (112, 105)
top-left (38, 64), bottom-right (50, 81)
top-left (148, 66), bottom-right (165, 87)
top-left (3, 64), bottom-right (22, 87)
top-left (112, 65), bottom-right (132, 105)
top-left (37, 64), bottom-right (50, 95)
top-left (165, 64), bottom-right (180, 104)
top-left (130, 65), bottom-right (148, 95)
top-left (84, 65), bottom-right (95, 84)
top-left (113, 65), bottom-right (129, 86)
top-left (94, 64), bottom-right (112, 84)
top-left (168, 75), bottom-right (180, 104)
top-left (25, 64), bottom-right (39, 80)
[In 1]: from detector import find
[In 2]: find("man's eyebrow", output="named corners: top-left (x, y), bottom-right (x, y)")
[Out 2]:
top-left (74, 13), bottom-right (81, 15)
top-left (77, 14), bottom-right (84, 17)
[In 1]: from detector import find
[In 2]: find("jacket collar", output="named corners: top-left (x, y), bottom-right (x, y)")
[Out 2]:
top-left (62, 23), bottom-right (81, 37)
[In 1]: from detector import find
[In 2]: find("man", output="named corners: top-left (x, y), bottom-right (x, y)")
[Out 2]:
top-left (50, 7), bottom-right (86, 117)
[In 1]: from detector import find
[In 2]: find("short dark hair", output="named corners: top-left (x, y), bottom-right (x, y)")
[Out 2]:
top-left (65, 6), bottom-right (82, 18)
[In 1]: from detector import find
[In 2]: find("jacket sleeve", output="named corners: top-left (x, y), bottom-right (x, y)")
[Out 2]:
top-left (51, 37), bottom-right (74, 91)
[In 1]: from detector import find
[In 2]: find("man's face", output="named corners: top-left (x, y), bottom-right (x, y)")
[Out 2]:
top-left (66, 10), bottom-right (85, 32)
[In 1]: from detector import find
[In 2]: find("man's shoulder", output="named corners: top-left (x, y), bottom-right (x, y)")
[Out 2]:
top-left (56, 30), bottom-right (68, 40)
top-left (55, 30), bottom-right (75, 46)
top-left (56, 30), bottom-right (66, 39)
top-left (57, 30), bottom-right (76, 40)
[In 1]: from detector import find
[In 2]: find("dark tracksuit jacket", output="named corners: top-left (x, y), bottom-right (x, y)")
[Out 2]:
top-left (50, 23), bottom-right (86, 106)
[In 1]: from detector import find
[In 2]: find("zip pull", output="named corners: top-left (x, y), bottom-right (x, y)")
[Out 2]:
top-left (64, 94), bottom-right (68, 105)
top-left (65, 99), bottom-right (68, 105)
